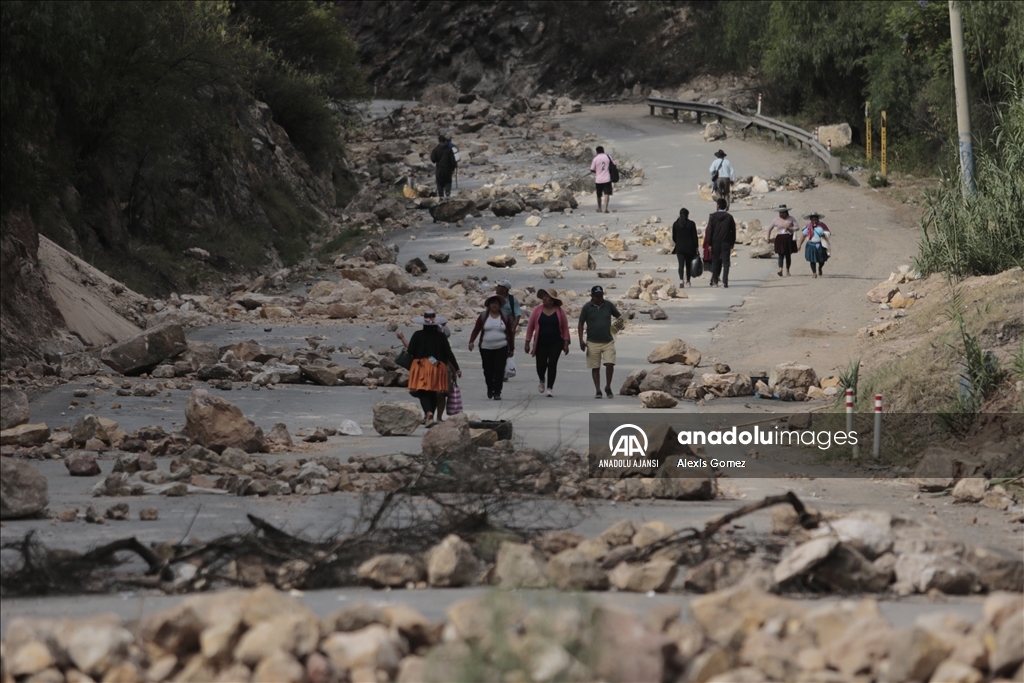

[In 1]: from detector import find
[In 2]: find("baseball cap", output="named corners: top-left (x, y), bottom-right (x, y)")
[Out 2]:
top-left (497, 279), bottom-right (512, 289)
top-left (591, 285), bottom-right (604, 295)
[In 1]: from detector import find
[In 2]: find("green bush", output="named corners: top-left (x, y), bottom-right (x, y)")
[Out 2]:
top-left (867, 172), bottom-right (888, 188)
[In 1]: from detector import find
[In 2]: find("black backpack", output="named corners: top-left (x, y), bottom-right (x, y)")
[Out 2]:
top-left (609, 158), bottom-right (620, 183)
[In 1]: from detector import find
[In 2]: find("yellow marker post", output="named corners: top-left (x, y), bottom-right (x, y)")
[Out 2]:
top-left (881, 111), bottom-right (887, 176)
top-left (865, 102), bottom-right (872, 161)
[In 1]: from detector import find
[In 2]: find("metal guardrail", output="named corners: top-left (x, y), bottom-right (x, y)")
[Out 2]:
top-left (646, 97), bottom-right (839, 171)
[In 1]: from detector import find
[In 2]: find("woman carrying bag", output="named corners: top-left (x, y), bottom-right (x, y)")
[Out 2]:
top-left (469, 294), bottom-right (515, 400)
top-left (396, 311), bottom-right (460, 427)
top-left (797, 211), bottom-right (831, 279)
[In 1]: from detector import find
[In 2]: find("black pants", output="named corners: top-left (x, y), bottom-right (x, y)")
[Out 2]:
top-left (711, 246), bottom-right (730, 286)
top-left (777, 252), bottom-right (791, 270)
top-left (480, 346), bottom-right (507, 397)
top-left (436, 180), bottom-right (452, 198)
top-left (676, 253), bottom-right (695, 282)
top-left (414, 390), bottom-right (439, 414)
top-left (535, 337), bottom-right (563, 389)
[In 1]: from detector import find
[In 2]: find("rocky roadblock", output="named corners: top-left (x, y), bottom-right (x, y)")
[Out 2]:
top-left (1, 584), bottom-right (1021, 682)
top-left (1, 99), bottom-right (1022, 681)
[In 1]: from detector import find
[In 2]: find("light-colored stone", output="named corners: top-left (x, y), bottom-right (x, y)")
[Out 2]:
top-left (952, 477), bottom-right (988, 502)
top-left (894, 552), bottom-right (979, 594)
top-left (372, 402), bottom-right (421, 436)
top-left (704, 122), bottom-right (727, 141)
top-left (885, 626), bottom-right (952, 683)
top-left (822, 510), bottom-right (893, 560)
top-left (357, 554), bottom-right (425, 587)
top-left (632, 520), bottom-right (675, 548)
top-left (930, 659), bottom-right (983, 683)
top-left (598, 519), bottom-right (637, 546)
top-left (100, 322), bottom-right (186, 375)
top-left (867, 283), bottom-right (899, 303)
top-left (773, 536), bottom-right (838, 584)
top-left (768, 362), bottom-right (817, 391)
top-left (816, 123), bottom-right (853, 149)
top-left (571, 252), bottom-right (596, 270)
top-left (494, 541), bottom-right (549, 589)
top-left (320, 624), bottom-right (405, 676)
top-left (233, 611), bottom-right (319, 666)
top-left (6, 640), bottom-right (56, 677)
top-left (339, 264), bottom-right (413, 294)
top-left (252, 650), bottom-right (305, 683)
top-left (524, 215), bottom-right (541, 227)
top-left (647, 339), bottom-right (701, 366)
top-left (426, 534), bottom-right (478, 587)
top-left (421, 413), bottom-right (471, 458)
top-left (700, 372), bottom-right (753, 397)
top-left (65, 618), bottom-right (134, 678)
top-left (608, 559), bottom-right (677, 592)
top-left (546, 549), bottom-right (608, 590)
top-left (691, 585), bottom-right (808, 647)
top-left (991, 611), bottom-right (1024, 676)
top-left (640, 390), bottom-right (678, 408)
top-left (0, 422), bottom-right (51, 446)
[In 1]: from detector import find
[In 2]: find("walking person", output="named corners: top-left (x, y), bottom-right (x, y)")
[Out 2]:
top-left (672, 207), bottom-right (699, 287)
top-left (797, 211), bottom-right (831, 278)
top-left (705, 198), bottom-right (737, 288)
top-left (578, 285), bottom-right (622, 399)
top-left (430, 133), bottom-right (457, 199)
top-left (495, 279), bottom-right (522, 331)
top-left (402, 311), bottom-right (461, 427)
top-left (590, 145), bottom-right (614, 213)
top-left (468, 294), bottom-right (515, 400)
top-left (709, 149), bottom-right (735, 208)
top-left (524, 289), bottom-right (570, 397)
top-left (767, 204), bottom-right (799, 277)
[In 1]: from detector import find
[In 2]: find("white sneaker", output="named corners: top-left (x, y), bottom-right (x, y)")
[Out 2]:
top-left (538, 382), bottom-right (545, 394)
top-left (546, 388), bottom-right (553, 397)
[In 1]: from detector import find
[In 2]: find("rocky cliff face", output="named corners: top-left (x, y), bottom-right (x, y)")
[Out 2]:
top-left (339, 1), bottom-right (698, 101)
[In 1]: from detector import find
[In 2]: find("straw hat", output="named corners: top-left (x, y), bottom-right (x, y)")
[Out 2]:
top-left (536, 288), bottom-right (563, 307)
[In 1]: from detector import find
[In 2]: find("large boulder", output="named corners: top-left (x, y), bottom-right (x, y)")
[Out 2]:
top-left (640, 390), bottom-right (678, 408)
top-left (420, 83), bottom-right (459, 107)
top-left (429, 199), bottom-right (476, 223)
top-left (0, 423), bottom-right (50, 446)
top-left (647, 339), bottom-right (701, 366)
top-left (100, 322), bottom-right (187, 375)
top-left (703, 122), bottom-right (727, 141)
top-left (184, 389), bottom-right (267, 453)
top-left (372, 402), bottom-right (421, 436)
top-left (546, 549), bottom-right (608, 590)
top-left (358, 240), bottom-right (398, 264)
top-left (494, 542), bottom-right (549, 589)
top-left (357, 554), bottom-right (425, 588)
top-left (338, 264), bottom-right (413, 295)
top-left (0, 387), bottom-right (30, 430)
top-left (816, 123), bottom-right (853, 149)
top-left (768, 362), bottom-right (818, 391)
top-left (638, 364), bottom-right (694, 398)
top-left (426, 534), bottom-right (479, 587)
top-left (700, 372), bottom-right (753, 397)
top-left (421, 413), bottom-right (471, 458)
top-left (490, 195), bottom-right (525, 217)
top-left (0, 457), bottom-right (49, 519)
top-left (571, 252), bottom-right (596, 270)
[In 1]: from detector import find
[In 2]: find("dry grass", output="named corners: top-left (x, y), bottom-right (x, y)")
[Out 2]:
top-left (855, 268), bottom-right (1024, 415)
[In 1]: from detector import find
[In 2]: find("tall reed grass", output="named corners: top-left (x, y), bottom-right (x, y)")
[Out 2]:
top-left (916, 79), bottom-right (1024, 279)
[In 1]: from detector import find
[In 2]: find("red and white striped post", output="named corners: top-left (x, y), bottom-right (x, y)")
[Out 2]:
top-left (872, 394), bottom-right (883, 459)
top-left (846, 388), bottom-right (860, 459)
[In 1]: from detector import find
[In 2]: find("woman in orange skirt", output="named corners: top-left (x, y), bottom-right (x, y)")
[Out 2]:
top-left (405, 311), bottom-right (461, 427)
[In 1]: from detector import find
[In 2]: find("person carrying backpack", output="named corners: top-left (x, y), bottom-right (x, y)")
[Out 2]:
top-left (590, 146), bottom-right (616, 213)
top-left (430, 133), bottom-right (458, 199)
top-left (709, 149), bottom-right (735, 209)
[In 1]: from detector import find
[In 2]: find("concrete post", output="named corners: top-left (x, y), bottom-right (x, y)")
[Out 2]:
top-left (949, 1), bottom-right (976, 194)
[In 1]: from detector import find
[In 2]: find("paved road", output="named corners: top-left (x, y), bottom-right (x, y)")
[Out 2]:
top-left (4, 104), bottom-right (997, 632)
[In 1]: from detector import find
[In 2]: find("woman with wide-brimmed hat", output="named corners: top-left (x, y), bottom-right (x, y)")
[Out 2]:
top-left (767, 204), bottom-right (799, 277)
top-left (797, 211), bottom-right (831, 278)
top-left (402, 311), bottom-right (460, 426)
top-left (524, 288), bottom-right (570, 396)
top-left (469, 294), bottom-right (515, 400)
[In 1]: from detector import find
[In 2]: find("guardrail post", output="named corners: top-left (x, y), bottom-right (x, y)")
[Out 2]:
top-left (872, 394), bottom-right (883, 459)
top-left (649, 104), bottom-right (655, 116)
top-left (696, 112), bottom-right (702, 124)
top-left (673, 109), bottom-right (678, 121)
top-left (716, 114), bottom-right (722, 123)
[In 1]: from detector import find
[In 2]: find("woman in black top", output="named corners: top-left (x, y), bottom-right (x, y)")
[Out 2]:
top-left (398, 311), bottom-right (460, 426)
top-left (672, 207), bottom-right (699, 287)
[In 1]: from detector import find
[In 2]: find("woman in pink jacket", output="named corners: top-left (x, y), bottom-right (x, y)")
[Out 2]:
top-left (524, 289), bottom-right (570, 397)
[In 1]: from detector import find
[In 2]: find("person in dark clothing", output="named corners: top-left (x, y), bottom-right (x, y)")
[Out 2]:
top-left (403, 311), bottom-right (461, 426)
top-left (705, 198), bottom-right (737, 288)
top-left (430, 134), bottom-right (457, 198)
top-left (524, 289), bottom-right (570, 396)
top-left (671, 207), bottom-right (700, 287)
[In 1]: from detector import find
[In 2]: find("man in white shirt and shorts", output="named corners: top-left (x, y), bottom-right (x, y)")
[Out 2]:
top-left (590, 146), bottom-right (614, 213)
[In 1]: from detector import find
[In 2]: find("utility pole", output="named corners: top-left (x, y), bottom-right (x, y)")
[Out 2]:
top-left (949, 1), bottom-right (976, 195)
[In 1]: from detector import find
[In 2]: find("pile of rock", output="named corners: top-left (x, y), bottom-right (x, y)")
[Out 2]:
top-left (4, 571), bottom-right (1018, 682)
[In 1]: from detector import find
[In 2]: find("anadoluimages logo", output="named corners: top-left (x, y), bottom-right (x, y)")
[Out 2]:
top-left (608, 424), bottom-right (648, 458)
